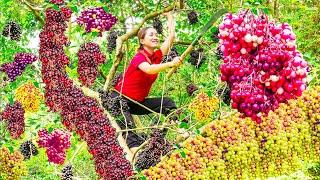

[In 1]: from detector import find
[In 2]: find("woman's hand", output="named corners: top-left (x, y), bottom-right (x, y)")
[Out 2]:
top-left (170, 56), bottom-right (182, 67)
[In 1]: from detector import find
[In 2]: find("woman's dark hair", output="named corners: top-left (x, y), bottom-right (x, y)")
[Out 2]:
top-left (137, 27), bottom-right (153, 50)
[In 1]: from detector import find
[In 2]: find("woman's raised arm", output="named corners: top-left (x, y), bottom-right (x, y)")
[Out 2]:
top-left (160, 11), bottom-right (175, 55)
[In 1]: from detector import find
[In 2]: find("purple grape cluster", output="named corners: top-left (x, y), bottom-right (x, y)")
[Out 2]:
top-left (76, 7), bottom-right (117, 35)
top-left (2, 21), bottom-right (22, 41)
top-left (186, 83), bottom-right (198, 96)
top-left (0, 53), bottom-right (37, 81)
top-left (135, 129), bottom-right (172, 170)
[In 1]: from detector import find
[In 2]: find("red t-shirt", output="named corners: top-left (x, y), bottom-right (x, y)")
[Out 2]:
top-left (115, 49), bottom-right (163, 102)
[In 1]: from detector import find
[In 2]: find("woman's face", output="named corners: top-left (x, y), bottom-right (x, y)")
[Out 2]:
top-left (140, 28), bottom-right (159, 49)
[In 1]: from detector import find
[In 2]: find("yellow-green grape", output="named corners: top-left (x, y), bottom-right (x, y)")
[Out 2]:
top-left (0, 147), bottom-right (28, 179)
top-left (15, 81), bottom-right (43, 113)
top-left (188, 92), bottom-right (219, 122)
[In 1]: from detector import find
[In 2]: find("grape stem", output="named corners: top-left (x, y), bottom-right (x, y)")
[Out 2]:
top-left (116, 123), bottom-right (177, 133)
top-left (19, 0), bottom-right (44, 25)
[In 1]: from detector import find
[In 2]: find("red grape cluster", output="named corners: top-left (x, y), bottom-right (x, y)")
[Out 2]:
top-left (107, 30), bottom-right (119, 52)
top-left (0, 53), bottom-right (37, 81)
top-left (39, 6), bottom-right (133, 178)
top-left (37, 129), bottom-right (71, 164)
top-left (218, 10), bottom-right (309, 122)
top-left (76, 7), bottom-right (117, 35)
top-left (0, 101), bottom-right (25, 139)
top-left (186, 83), bottom-right (198, 96)
top-left (188, 11), bottom-right (198, 24)
top-left (77, 42), bottom-right (106, 87)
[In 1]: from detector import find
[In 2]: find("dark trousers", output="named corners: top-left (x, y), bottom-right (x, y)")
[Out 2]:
top-left (111, 91), bottom-right (177, 148)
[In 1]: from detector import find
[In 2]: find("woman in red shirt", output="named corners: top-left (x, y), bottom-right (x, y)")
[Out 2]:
top-left (113, 12), bottom-right (181, 150)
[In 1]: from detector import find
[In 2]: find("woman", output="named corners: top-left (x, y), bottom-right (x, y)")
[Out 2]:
top-left (113, 12), bottom-right (181, 151)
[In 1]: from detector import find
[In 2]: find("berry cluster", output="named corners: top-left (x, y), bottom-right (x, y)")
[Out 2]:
top-left (0, 147), bottom-right (28, 179)
top-left (110, 72), bottom-right (123, 87)
top-left (76, 7), bottom-right (117, 35)
top-left (0, 53), bottom-right (37, 81)
top-left (188, 92), bottom-right (219, 122)
top-left (187, 11), bottom-right (198, 24)
top-left (100, 90), bottom-right (130, 117)
top-left (77, 42), bottom-right (106, 87)
top-left (143, 86), bottom-right (320, 179)
top-left (218, 10), bottom-right (309, 122)
top-left (61, 164), bottom-right (73, 180)
top-left (39, 6), bottom-right (133, 178)
top-left (188, 48), bottom-right (206, 68)
top-left (152, 17), bottom-right (163, 34)
top-left (1, 101), bottom-right (25, 139)
top-left (15, 81), bottom-right (43, 113)
top-left (19, 140), bottom-right (39, 160)
top-left (186, 83), bottom-right (198, 96)
top-left (163, 46), bottom-right (179, 63)
top-left (107, 30), bottom-right (119, 52)
top-left (2, 21), bottom-right (22, 41)
top-left (135, 129), bottom-right (172, 170)
top-left (37, 129), bottom-right (71, 164)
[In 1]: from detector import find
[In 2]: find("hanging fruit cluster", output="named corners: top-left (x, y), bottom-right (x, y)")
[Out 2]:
top-left (143, 86), bottom-right (320, 179)
top-left (37, 129), bottom-right (71, 164)
top-left (0, 53), bottom-right (37, 81)
top-left (218, 10), bottom-right (309, 122)
top-left (14, 81), bottom-right (43, 113)
top-left (188, 92), bottom-right (219, 122)
top-left (19, 140), bottom-right (39, 160)
top-left (2, 20), bottom-right (22, 41)
top-left (0, 147), bottom-right (28, 179)
top-left (39, 6), bottom-right (133, 178)
top-left (76, 7), bottom-right (117, 35)
top-left (1, 101), bottom-right (25, 139)
top-left (77, 42), bottom-right (106, 87)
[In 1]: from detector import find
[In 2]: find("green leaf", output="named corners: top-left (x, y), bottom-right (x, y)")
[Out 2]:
top-left (261, 8), bottom-right (270, 15)
top-left (251, 8), bottom-right (258, 15)
top-left (195, 129), bottom-right (201, 135)
top-left (174, 144), bottom-right (181, 149)
top-left (52, 5), bottom-right (60, 11)
top-left (180, 150), bottom-right (186, 158)
top-left (48, 127), bottom-right (53, 133)
top-left (70, 6), bottom-right (78, 13)
top-left (8, 146), bottom-right (14, 153)
top-left (8, 94), bottom-right (14, 104)
top-left (91, 31), bottom-right (99, 37)
top-left (103, 6), bottom-right (109, 12)
top-left (141, 175), bottom-right (146, 180)
top-left (179, 122), bottom-right (189, 129)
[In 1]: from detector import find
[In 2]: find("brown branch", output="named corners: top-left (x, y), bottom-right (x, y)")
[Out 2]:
top-left (174, 40), bottom-right (216, 46)
top-left (19, 0), bottom-right (44, 25)
top-left (103, 3), bottom-right (177, 91)
top-left (116, 123), bottom-right (177, 133)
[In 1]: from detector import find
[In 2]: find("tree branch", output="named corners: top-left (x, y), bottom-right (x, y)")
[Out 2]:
top-left (103, 3), bottom-right (178, 91)
top-left (19, 0), bottom-right (44, 25)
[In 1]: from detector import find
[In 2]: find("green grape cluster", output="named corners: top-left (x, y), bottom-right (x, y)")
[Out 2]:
top-left (143, 86), bottom-right (320, 179)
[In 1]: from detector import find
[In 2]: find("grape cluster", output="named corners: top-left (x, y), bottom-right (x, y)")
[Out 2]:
top-left (188, 92), bottom-right (219, 122)
top-left (110, 72), bottom-right (123, 87)
top-left (61, 164), bottom-right (73, 180)
top-left (143, 86), bottom-right (320, 179)
top-left (37, 129), bottom-right (71, 164)
top-left (39, 6), bottom-right (133, 178)
top-left (49, 0), bottom-right (64, 5)
top-left (107, 30), bottom-right (119, 52)
top-left (135, 129), bottom-right (172, 170)
top-left (163, 46), bottom-right (179, 63)
top-left (186, 83), bottom-right (198, 96)
top-left (218, 10), bottom-right (309, 123)
top-left (188, 48), bottom-right (206, 68)
top-left (99, 90), bottom-right (130, 117)
top-left (15, 81), bottom-right (43, 113)
top-left (217, 85), bottom-right (231, 105)
top-left (19, 140), bottom-right (39, 160)
top-left (77, 42), bottom-right (106, 87)
top-left (2, 21), bottom-right (22, 41)
top-left (0, 147), bottom-right (28, 179)
top-left (76, 7), bottom-right (117, 35)
top-left (152, 17), bottom-right (163, 34)
top-left (1, 101), bottom-right (25, 139)
top-left (0, 53), bottom-right (37, 81)
top-left (187, 11), bottom-right (198, 24)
